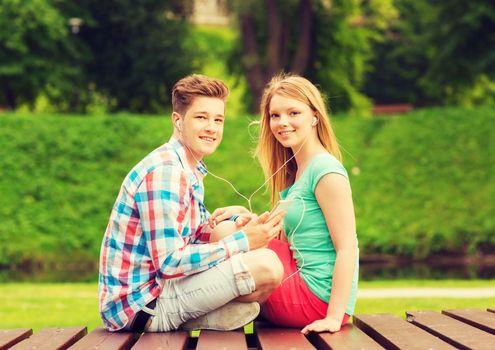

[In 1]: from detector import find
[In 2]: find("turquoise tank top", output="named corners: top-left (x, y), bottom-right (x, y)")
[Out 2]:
top-left (280, 153), bottom-right (359, 315)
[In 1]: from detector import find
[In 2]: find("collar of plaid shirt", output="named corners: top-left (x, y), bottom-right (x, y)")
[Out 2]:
top-left (169, 135), bottom-right (208, 183)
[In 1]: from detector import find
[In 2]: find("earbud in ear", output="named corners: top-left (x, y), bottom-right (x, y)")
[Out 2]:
top-left (176, 120), bottom-right (181, 132)
top-left (312, 117), bottom-right (318, 126)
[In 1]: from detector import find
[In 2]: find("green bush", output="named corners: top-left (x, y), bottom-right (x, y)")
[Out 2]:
top-left (352, 107), bottom-right (495, 257)
top-left (0, 107), bottom-right (493, 267)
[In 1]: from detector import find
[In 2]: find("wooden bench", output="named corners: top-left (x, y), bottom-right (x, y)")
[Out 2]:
top-left (1, 307), bottom-right (494, 349)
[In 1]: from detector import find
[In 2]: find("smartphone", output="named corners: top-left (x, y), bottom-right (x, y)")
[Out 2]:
top-left (268, 199), bottom-right (294, 220)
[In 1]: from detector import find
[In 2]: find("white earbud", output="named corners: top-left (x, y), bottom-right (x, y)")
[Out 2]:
top-left (176, 120), bottom-right (181, 132)
top-left (312, 117), bottom-right (318, 126)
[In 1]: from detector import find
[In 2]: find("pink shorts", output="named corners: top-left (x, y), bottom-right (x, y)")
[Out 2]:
top-left (262, 239), bottom-right (350, 328)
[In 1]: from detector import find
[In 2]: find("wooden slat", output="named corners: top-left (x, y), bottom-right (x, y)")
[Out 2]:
top-left (407, 310), bottom-right (495, 350)
top-left (308, 323), bottom-right (384, 350)
top-left (68, 328), bottom-right (137, 350)
top-left (256, 328), bottom-right (315, 350)
top-left (130, 331), bottom-right (188, 350)
top-left (0, 329), bottom-right (32, 350)
top-left (354, 313), bottom-right (455, 350)
top-left (9, 327), bottom-right (87, 350)
top-left (442, 308), bottom-right (495, 335)
top-left (196, 330), bottom-right (247, 350)
top-left (488, 307), bottom-right (495, 314)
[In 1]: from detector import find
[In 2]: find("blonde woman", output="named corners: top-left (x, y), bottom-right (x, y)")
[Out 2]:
top-left (256, 74), bottom-right (359, 333)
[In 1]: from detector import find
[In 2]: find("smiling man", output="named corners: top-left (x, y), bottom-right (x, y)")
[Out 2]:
top-left (98, 75), bottom-right (285, 333)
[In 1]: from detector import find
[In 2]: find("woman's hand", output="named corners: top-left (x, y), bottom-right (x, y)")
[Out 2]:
top-left (301, 316), bottom-right (342, 334)
top-left (233, 212), bottom-right (258, 227)
top-left (208, 206), bottom-right (250, 228)
top-left (242, 211), bottom-right (285, 249)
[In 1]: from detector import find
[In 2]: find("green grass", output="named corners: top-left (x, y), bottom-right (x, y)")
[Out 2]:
top-left (1, 281), bottom-right (494, 331)
top-left (0, 284), bottom-right (100, 331)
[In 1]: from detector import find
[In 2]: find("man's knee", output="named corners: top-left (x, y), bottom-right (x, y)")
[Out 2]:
top-left (244, 248), bottom-right (283, 289)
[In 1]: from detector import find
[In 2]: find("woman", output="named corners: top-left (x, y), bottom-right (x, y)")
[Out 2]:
top-left (256, 73), bottom-right (359, 333)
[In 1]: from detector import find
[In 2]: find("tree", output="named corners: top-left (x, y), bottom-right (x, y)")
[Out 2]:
top-left (72, 0), bottom-right (196, 113)
top-left (228, 0), bottom-right (396, 113)
top-left (0, 0), bottom-right (198, 113)
top-left (311, 0), bottom-right (397, 112)
top-left (363, 0), bottom-right (436, 105)
top-left (423, 0), bottom-right (495, 104)
top-left (363, 0), bottom-right (495, 106)
top-left (0, 0), bottom-right (74, 110)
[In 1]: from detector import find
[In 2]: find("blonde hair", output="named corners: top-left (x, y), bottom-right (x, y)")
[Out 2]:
top-left (172, 74), bottom-right (229, 115)
top-left (255, 73), bottom-right (342, 205)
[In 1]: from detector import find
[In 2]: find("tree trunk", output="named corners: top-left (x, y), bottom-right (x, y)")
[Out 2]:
top-left (291, 0), bottom-right (313, 74)
top-left (240, 14), bottom-right (265, 112)
top-left (3, 84), bottom-right (16, 110)
top-left (279, 18), bottom-right (289, 69)
top-left (266, 0), bottom-right (282, 78)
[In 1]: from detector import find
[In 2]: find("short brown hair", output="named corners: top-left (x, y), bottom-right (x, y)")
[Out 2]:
top-left (172, 75), bottom-right (229, 115)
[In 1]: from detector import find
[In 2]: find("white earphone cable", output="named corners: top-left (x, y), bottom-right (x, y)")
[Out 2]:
top-left (281, 194), bottom-right (305, 283)
top-left (180, 128), bottom-right (309, 213)
top-left (178, 121), bottom-right (314, 282)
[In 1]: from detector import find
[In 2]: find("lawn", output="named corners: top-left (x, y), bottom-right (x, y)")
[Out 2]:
top-left (1, 281), bottom-right (493, 331)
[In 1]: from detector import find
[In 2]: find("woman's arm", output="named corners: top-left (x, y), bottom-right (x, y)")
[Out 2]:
top-left (301, 173), bottom-right (358, 334)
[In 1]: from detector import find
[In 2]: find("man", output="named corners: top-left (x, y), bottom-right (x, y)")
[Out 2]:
top-left (99, 75), bottom-right (284, 332)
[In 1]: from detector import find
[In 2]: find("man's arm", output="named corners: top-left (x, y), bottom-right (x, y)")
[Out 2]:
top-left (192, 206), bottom-right (248, 244)
top-left (191, 211), bottom-right (213, 243)
top-left (136, 166), bottom-right (250, 279)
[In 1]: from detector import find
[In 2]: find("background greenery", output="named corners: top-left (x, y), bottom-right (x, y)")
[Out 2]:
top-left (2, 1), bottom-right (494, 113)
top-left (363, 0), bottom-right (495, 107)
top-left (0, 106), bottom-right (493, 267)
top-left (0, 0), bottom-right (196, 113)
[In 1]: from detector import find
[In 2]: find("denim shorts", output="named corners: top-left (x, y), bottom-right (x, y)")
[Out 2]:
top-left (147, 253), bottom-right (255, 332)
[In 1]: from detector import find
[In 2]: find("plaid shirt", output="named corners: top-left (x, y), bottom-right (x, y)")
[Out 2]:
top-left (99, 136), bottom-right (249, 331)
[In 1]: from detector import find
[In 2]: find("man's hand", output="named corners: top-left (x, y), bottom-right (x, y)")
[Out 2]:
top-left (243, 211), bottom-right (285, 250)
top-left (301, 316), bottom-right (342, 334)
top-left (208, 206), bottom-right (250, 228)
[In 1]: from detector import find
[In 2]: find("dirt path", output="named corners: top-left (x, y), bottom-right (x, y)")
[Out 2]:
top-left (358, 288), bottom-right (495, 298)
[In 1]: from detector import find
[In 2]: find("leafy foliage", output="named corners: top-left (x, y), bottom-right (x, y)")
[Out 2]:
top-left (423, 0), bottom-right (495, 102)
top-left (311, 0), bottom-right (398, 113)
top-left (0, 0), bottom-right (74, 109)
top-left (0, 0), bottom-right (197, 113)
top-left (189, 25), bottom-right (249, 117)
top-left (227, 0), bottom-right (397, 113)
top-left (355, 108), bottom-right (495, 257)
top-left (0, 107), bottom-right (493, 267)
top-left (69, 0), bottom-right (197, 113)
top-left (364, 0), bottom-right (495, 106)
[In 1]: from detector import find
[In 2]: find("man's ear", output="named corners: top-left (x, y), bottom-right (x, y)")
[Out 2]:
top-left (172, 112), bottom-right (182, 131)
